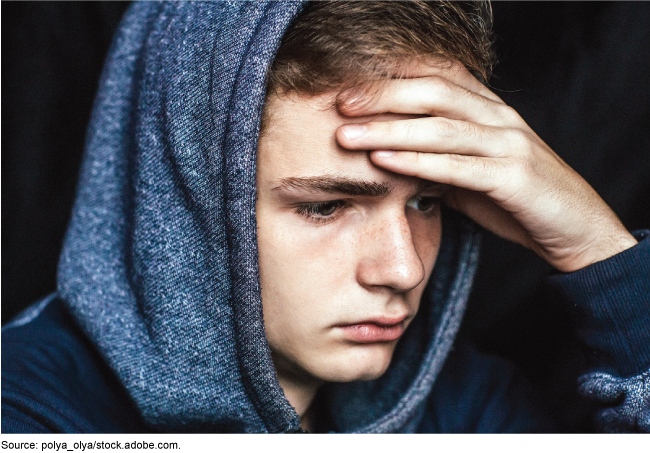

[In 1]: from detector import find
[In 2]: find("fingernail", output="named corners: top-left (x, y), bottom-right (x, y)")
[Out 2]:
top-left (341, 124), bottom-right (367, 141)
top-left (373, 151), bottom-right (395, 158)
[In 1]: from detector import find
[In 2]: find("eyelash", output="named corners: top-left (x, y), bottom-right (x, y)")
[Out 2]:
top-left (294, 195), bottom-right (441, 225)
top-left (406, 195), bottom-right (442, 216)
top-left (294, 200), bottom-right (348, 225)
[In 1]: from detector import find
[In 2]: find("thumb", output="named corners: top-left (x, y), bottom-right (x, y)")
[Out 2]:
top-left (443, 188), bottom-right (534, 250)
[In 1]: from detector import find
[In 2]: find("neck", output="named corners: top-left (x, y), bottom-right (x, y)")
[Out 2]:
top-left (277, 373), bottom-right (322, 432)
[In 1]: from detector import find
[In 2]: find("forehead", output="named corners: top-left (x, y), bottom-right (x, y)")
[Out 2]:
top-left (258, 93), bottom-right (413, 186)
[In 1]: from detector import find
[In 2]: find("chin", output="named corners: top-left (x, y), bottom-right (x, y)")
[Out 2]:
top-left (315, 342), bottom-right (397, 383)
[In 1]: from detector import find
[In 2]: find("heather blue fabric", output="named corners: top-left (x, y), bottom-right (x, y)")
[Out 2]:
top-left (55, 1), bottom-right (306, 433)
top-left (52, 1), bottom-right (483, 433)
top-left (578, 370), bottom-right (650, 433)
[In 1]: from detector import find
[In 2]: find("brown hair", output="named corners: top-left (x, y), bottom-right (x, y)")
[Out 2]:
top-left (266, 0), bottom-right (495, 98)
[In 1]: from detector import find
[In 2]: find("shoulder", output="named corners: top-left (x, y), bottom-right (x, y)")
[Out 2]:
top-left (1, 296), bottom-right (147, 433)
top-left (421, 342), bottom-right (556, 433)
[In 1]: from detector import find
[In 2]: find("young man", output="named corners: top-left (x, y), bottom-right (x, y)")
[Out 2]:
top-left (2, 1), bottom-right (649, 433)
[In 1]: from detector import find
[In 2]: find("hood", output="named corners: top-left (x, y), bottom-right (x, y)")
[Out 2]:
top-left (57, 1), bottom-right (481, 433)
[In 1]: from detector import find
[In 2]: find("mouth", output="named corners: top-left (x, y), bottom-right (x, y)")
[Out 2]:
top-left (334, 315), bottom-right (408, 343)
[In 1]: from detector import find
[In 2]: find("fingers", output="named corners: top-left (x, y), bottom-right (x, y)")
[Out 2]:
top-left (337, 116), bottom-right (519, 158)
top-left (368, 150), bottom-right (507, 194)
top-left (395, 60), bottom-right (504, 104)
top-left (339, 76), bottom-right (514, 126)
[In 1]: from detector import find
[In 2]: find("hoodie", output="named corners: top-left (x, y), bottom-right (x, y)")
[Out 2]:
top-left (2, 1), bottom-right (650, 433)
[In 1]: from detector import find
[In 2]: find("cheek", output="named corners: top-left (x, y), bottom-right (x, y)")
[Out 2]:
top-left (256, 212), bottom-right (356, 338)
top-left (258, 218), bottom-right (353, 289)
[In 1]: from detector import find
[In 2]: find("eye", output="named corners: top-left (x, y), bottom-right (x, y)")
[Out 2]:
top-left (406, 195), bottom-right (440, 214)
top-left (294, 200), bottom-right (348, 224)
top-left (311, 201), bottom-right (341, 216)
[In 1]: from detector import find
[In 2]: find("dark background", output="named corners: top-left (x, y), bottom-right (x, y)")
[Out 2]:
top-left (3, 2), bottom-right (650, 424)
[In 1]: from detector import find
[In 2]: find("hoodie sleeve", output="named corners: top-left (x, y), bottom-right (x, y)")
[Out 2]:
top-left (546, 230), bottom-right (650, 433)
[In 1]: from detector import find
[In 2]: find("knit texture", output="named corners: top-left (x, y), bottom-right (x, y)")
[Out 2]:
top-left (548, 230), bottom-right (650, 377)
top-left (578, 370), bottom-right (650, 433)
top-left (55, 1), bottom-right (482, 433)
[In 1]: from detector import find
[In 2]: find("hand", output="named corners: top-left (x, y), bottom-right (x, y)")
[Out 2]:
top-left (335, 63), bottom-right (637, 273)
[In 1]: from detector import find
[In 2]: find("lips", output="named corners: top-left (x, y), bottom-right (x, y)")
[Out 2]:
top-left (335, 315), bottom-right (408, 343)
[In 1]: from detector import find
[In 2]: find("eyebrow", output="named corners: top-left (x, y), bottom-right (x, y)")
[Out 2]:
top-left (272, 176), bottom-right (393, 197)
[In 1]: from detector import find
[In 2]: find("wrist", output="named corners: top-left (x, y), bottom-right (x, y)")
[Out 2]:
top-left (551, 230), bottom-right (638, 273)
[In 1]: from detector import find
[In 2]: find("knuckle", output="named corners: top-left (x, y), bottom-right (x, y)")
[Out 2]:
top-left (432, 118), bottom-right (458, 138)
top-left (507, 128), bottom-right (532, 151)
top-left (445, 154), bottom-right (493, 187)
top-left (500, 105), bottom-right (522, 123)
top-left (474, 157), bottom-right (495, 178)
top-left (387, 121), bottom-right (416, 145)
top-left (506, 156), bottom-right (534, 188)
top-left (446, 153), bottom-right (468, 171)
top-left (398, 121), bottom-right (417, 142)
top-left (517, 155), bottom-right (538, 178)
top-left (426, 75), bottom-right (452, 92)
top-left (476, 158), bottom-right (504, 186)
top-left (455, 120), bottom-right (481, 140)
top-left (425, 76), bottom-right (454, 101)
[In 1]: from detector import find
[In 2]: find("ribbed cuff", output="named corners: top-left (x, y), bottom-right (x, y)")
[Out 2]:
top-left (547, 230), bottom-right (650, 377)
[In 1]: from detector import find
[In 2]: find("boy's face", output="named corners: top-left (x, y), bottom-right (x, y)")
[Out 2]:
top-left (256, 93), bottom-right (443, 384)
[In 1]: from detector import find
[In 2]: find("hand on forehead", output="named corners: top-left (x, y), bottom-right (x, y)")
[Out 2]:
top-left (336, 59), bottom-right (504, 120)
top-left (332, 57), bottom-right (638, 274)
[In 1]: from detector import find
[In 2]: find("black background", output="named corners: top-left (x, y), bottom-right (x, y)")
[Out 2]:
top-left (3, 2), bottom-right (650, 425)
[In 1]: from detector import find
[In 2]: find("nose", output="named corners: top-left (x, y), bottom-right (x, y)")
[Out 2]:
top-left (356, 211), bottom-right (425, 293)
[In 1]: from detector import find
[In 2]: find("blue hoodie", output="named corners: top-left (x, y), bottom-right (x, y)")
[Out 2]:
top-left (3, 1), bottom-right (650, 433)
